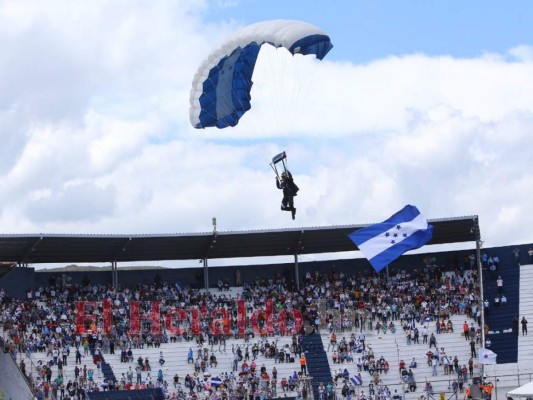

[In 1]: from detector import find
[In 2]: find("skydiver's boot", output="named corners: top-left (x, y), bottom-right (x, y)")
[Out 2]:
top-left (292, 208), bottom-right (296, 220)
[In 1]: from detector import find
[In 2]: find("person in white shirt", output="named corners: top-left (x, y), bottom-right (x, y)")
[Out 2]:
top-left (496, 276), bottom-right (504, 295)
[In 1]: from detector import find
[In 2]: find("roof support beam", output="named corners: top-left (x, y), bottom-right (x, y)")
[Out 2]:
top-left (293, 230), bottom-right (305, 290)
top-left (111, 260), bottom-right (118, 289)
top-left (201, 220), bottom-right (218, 290)
top-left (20, 236), bottom-right (43, 265)
top-left (110, 237), bottom-right (132, 261)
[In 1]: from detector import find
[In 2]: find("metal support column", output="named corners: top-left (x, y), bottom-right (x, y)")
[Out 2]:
top-left (474, 217), bottom-right (486, 378)
top-left (111, 261), bottom-right (118, 289)
top-left (111, 261), bottom-right (115, 288)
top-left (203, 258), bottom-right (209, 291)
top-left (294, 230), bottom-right (305, 291)
top-left (294, 254), bottom-right (300, 291)
top-left (201, 217), bottom-right (216, 292)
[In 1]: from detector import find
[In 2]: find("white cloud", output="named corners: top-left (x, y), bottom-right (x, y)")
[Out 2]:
top-left (509, 45), bottom-right (533, 62)
top-left (0, 2), bottom-right (532, 268)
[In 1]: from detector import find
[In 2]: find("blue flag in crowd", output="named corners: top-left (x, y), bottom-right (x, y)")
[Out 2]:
top-left (211, 376), bottom-right (223, 387)
top-left (350, 375), bottom-right (362, 386)
top-left (348, 205), bottom-right (433, 273)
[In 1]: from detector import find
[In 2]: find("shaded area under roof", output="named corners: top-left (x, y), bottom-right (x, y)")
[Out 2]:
top-left (0, 216), bottom-right (479, 265)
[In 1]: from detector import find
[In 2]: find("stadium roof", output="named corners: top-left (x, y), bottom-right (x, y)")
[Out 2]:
top-left (0, 216), bottom-right (479, 265)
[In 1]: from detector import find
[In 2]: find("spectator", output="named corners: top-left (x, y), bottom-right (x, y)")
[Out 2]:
top-left (470, 339), bottom-right (477, 358)
top-left (513, 248), bottom-right (521, 265)
top-left (496, 276), bottom-right (504, 295)
top-left (429, 333), bottom-right (437, 348)
top-left (300, 354), bottom-right (307, 376)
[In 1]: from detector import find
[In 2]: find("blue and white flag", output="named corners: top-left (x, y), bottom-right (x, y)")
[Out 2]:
top-left (348, 205), bottom-right (433, 273)
top-left (350, 375), bottom-right (362, 386)
top-left (211, 376), bottom-right (223, 387)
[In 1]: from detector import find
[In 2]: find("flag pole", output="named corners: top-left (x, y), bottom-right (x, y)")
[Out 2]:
top-left (474, 217), bottom-right (486, 380)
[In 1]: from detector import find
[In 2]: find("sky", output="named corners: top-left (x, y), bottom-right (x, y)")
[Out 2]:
top-left (0, 0), bottom-right (532, 268)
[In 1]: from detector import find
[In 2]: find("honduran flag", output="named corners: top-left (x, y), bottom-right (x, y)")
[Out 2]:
top-left (211, 376), bottom-right (223, 387)
top-left (348, 205), bottom-right (433, 273)
top-left (350, 375), bottom-right (362, 386)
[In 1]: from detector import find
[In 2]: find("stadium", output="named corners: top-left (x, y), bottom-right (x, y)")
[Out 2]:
top-left (1, 4), bottom-right (532, 400)
top-left (1, 216), bottom-right (533, 400)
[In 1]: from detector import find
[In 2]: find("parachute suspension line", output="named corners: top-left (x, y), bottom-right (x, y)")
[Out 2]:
top-left (283, 52), bottom-right (302, 134)
top-left (290, 54), bottom-right (321, 133)
top-left (259, 47), bottom-right (321, 135)
top-left (279, 48), bottom-right (298, 134)
top-left (278, 48), bottom-right (296, 133)
top-left (284, 51), bottom-right (310, 134)
top-left (256, 45), bottom-right (296, 135)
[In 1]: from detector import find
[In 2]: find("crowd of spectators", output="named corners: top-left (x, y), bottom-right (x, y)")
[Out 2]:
top-left (313, 262), bottom-right (483, 400)
top-left (0, 254), bottom-right (484, 400)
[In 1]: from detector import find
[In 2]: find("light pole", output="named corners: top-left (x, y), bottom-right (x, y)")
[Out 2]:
top-left (473, 218), bottom-right (486, 380)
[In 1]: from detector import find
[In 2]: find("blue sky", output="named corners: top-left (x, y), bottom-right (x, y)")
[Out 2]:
top-left (0, 0), bottom-right (532, 269)
top-left (206, 0), bottom-right (532, 62)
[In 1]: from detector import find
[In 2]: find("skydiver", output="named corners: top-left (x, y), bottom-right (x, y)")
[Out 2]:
top-left (276, 171), bottom-right (299, 220)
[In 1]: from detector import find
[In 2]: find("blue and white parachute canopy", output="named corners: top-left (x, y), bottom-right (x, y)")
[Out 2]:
top-left (189, 19), bottom-right (333, 129)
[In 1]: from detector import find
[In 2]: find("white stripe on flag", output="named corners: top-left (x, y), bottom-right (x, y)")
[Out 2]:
top-left (359, 213), bottom-right (428, 260)
top-left (478, 348), bottom-right (497, 365)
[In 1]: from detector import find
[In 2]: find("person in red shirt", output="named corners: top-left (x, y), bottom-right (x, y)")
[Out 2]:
top-left (280, 377), bottom-right (288, 392)
top-left (43, 382), bottom-right (50, 398)
top-left (463, 321), bottom-right (470, 340)
top-left (399, 359), bottom-right (406, 372)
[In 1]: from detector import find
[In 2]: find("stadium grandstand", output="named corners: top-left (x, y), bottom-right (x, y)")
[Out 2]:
top-left (1, 217), bottom-right (533, 400)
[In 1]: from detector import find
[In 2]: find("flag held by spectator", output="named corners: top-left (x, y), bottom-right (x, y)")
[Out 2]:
top-left (479, 348), bottom-right (497, 365)
top-left (211, 376), bottom-right (223, 387)
top-left (351, 375), bottom-right (362, 386)
top-left (348, 205), bottom-right (433, 273)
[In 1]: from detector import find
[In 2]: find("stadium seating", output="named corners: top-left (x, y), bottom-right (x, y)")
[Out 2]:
top-left (484, 263), bottom-right (533, 387)
top-left (86, 388), bottom-right (165, 400)
top-left (481, 249), bottom-right (520, 364)
top-left (302, 333), bottom-right (331, 398)
top-left (11, 257), bottom-right (533, 399)
top-left (321, 311), bottom-right (481, 397)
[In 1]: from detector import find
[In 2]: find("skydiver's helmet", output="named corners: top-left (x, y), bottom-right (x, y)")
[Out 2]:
top-left (281, 172), bottom-right (287, 179)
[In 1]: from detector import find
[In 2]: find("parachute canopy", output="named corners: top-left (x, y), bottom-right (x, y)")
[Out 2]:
top-left (189, 19), bottom-right (333, 129)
